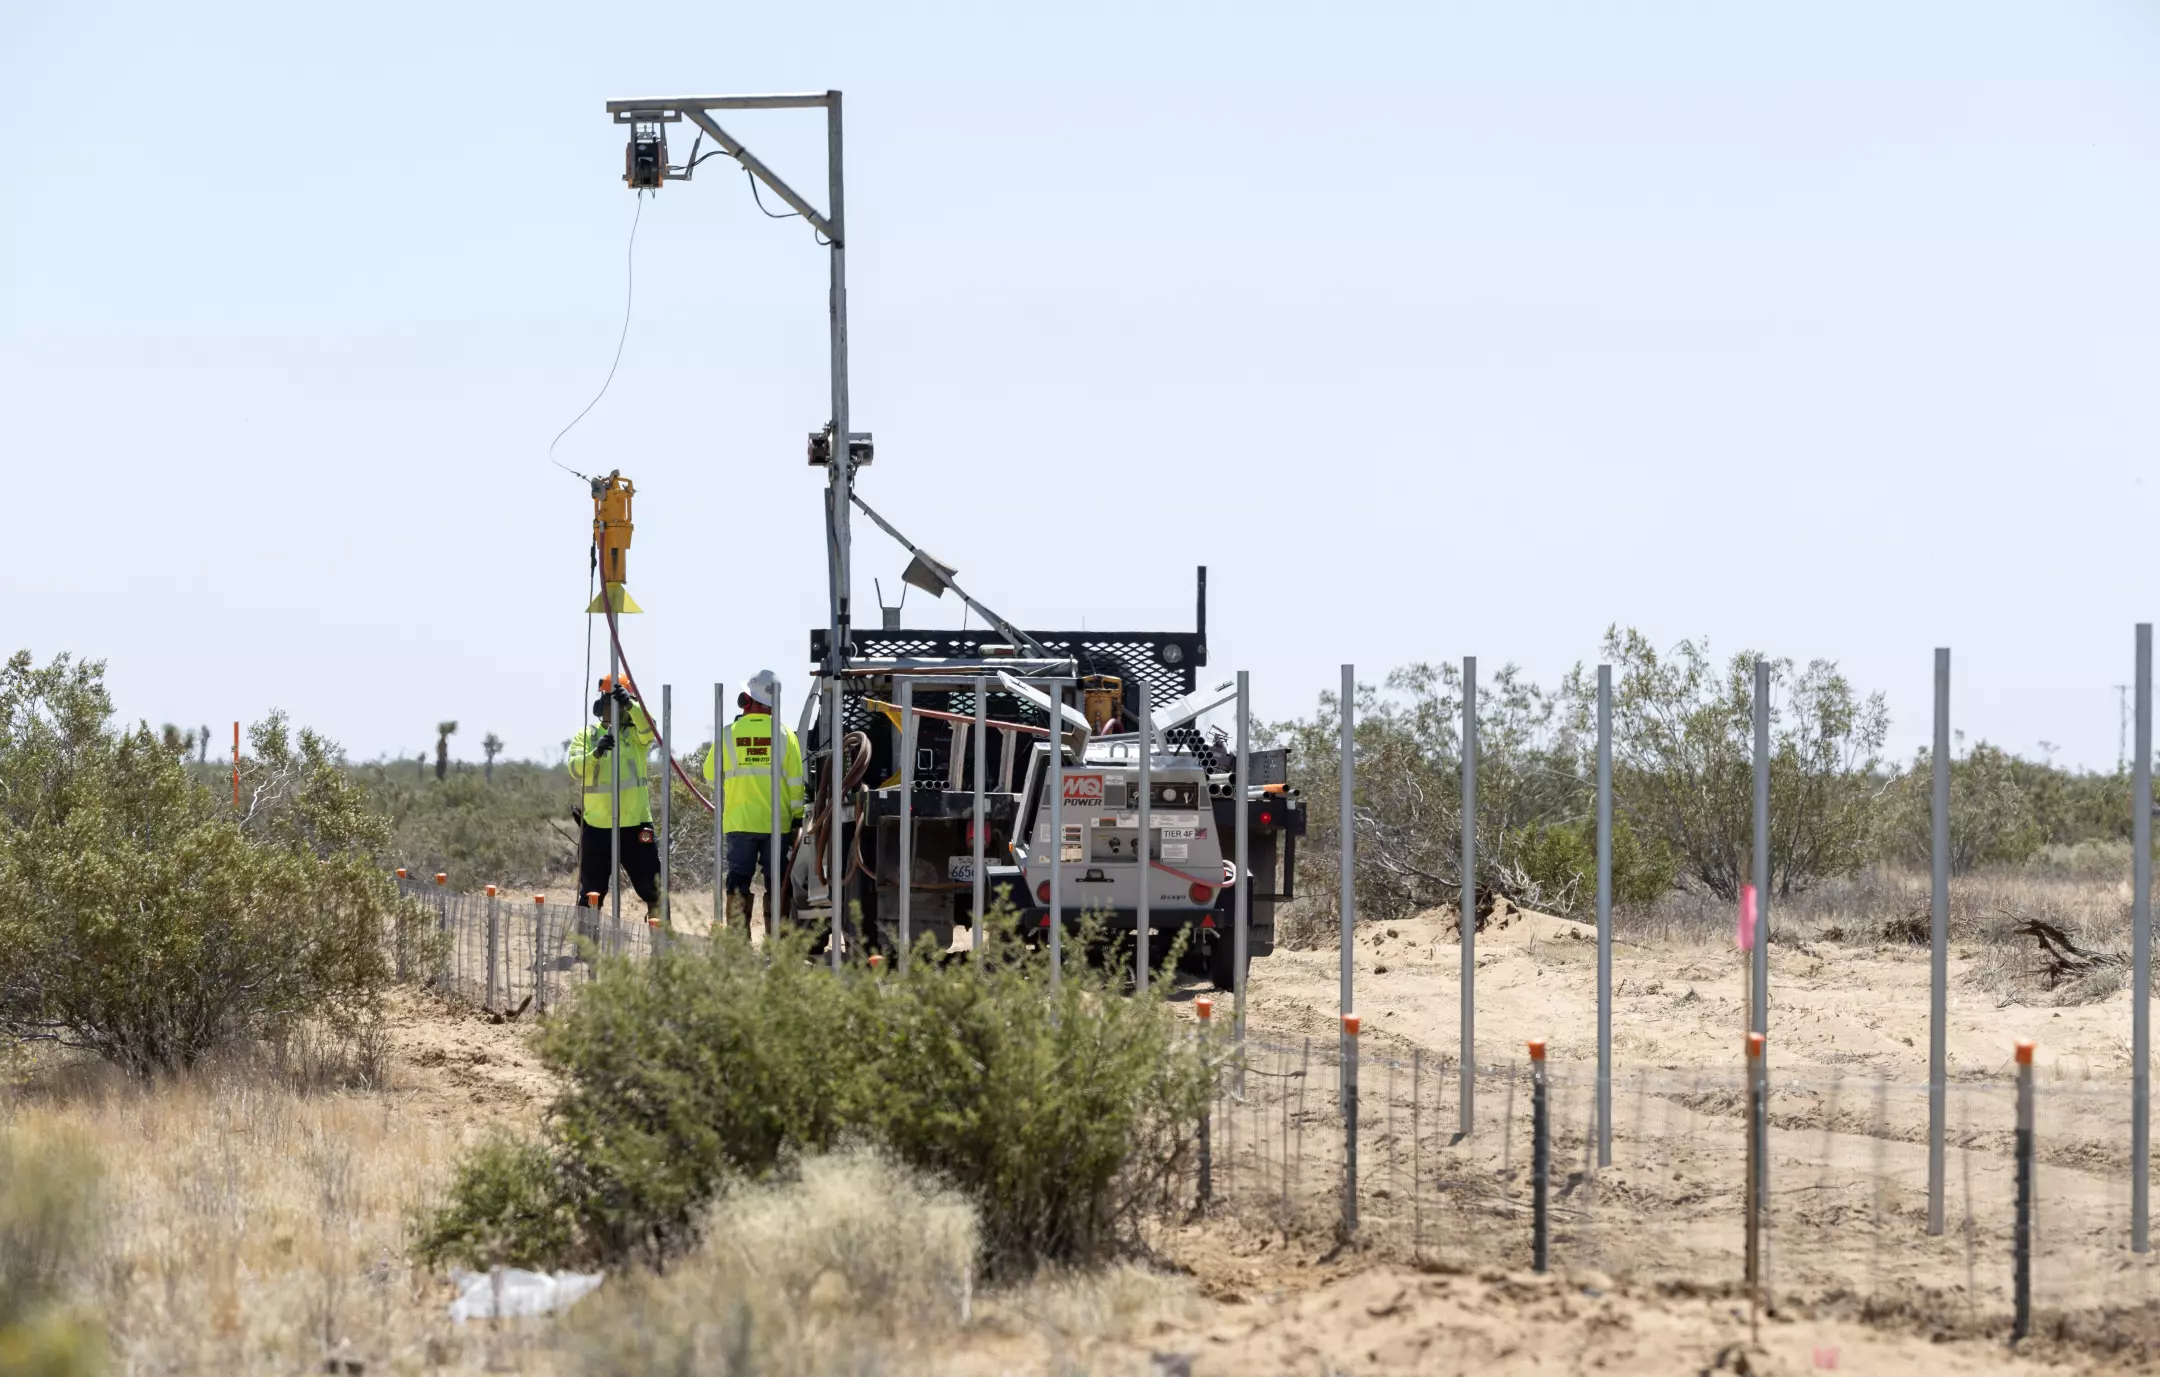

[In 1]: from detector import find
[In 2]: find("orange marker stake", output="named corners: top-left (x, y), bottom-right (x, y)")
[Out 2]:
top-left (1195, 997), bottom-right (1213, 1023)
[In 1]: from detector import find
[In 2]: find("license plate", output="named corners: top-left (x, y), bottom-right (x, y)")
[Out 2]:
top-left (947, 857), bottom-right (975, 882)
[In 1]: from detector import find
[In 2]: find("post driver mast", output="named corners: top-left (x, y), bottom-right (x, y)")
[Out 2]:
top-left (604, 90), bottom-right (864, 934)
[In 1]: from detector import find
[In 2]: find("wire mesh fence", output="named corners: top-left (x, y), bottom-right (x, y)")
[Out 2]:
top-left (392, 875), bottom-right (664, 1013)
top-left (1197, 1035), bottom-right (2160, 1332)
top-left (387, 875), bottom-right (2160, 1333)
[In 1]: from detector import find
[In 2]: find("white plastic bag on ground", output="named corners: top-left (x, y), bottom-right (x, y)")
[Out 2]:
top-left (447, 1266), bottom-right (604, 1321)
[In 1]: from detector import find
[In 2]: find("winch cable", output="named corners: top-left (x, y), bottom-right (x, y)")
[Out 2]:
top-left (548, 193), bottom-right (644, 481)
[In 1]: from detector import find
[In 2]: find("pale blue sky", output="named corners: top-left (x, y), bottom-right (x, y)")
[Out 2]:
top-left (5, 2), bottom-right (2158, 768)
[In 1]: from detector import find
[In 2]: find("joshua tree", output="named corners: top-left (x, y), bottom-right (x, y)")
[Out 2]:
top-left (198, 726), bottom-right (210, 764)
top-left (435, 721), bottom-right (458, 781)
top-left (482, 732), bottom-right (504, 783)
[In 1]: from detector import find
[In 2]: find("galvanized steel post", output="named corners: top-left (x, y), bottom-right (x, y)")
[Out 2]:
top-left (898, 679), bottom-right (914, 967)
top-left (725, 686), bottom-right (734, 932)
top-left (1596, 664), bottom-right (1613, 1168)
top-left (1047, 677), bottom-right (1064, 985)
top-left (828, 677), bottom-right (843, 970)
top-left (532, 895), bottom-right (547, 1012)
top-left (2137, 624), bottom-right (2153, 1253)
top-left (1136, 691), bottom-right (1152, 991)
top-left (609, 644), bottom-right (623, 951)
top-left (1196, 997), bottom-right (1215, 1206)
top-left (485, 885), bottom-right (500, 1009)
top-left (1235, 670), bottom-right (1251, 1045)
top-left (1751, 659), bottom-right (1770, 1221)
top-left (769, 680), bottom-right (785, 949)
top-left (1339, 664), bottom-right (1355, 1095)
top-left (1930, 648), bottom-right (1950, 1235)
top-left (660, 684), bottom-right (672, 945)
top-left (972, 677), bottom-right (987, 957)
top-left (1462, 656), bottom-right (1478, 1136)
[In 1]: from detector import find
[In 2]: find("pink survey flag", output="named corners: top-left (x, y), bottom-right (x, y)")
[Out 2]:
top-left (1736, 884), bottom-right (1758, 951)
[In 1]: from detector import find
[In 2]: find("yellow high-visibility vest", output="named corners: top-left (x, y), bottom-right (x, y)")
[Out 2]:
top-left (567, 702), bottom-right (655, 829)
top-left (702, 713), bottom-right (806, 834)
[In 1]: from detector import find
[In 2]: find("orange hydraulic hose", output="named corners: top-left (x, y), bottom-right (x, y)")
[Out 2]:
top-left (601, 600), bottom-right (717, 814)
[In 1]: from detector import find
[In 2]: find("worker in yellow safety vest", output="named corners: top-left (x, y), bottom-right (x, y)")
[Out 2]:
top-left (701, 669), bottom-right (806, 931)
top-left (567, 675), bottom-right (660, 925)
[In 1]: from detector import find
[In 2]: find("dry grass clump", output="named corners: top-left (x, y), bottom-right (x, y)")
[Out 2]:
top-left (565, 1147), bottom-right (979, 1374)
top-left (2, 1057), bottom-right (479, 1374)
top-left (3, 1058), bottom-right (1196, 1376)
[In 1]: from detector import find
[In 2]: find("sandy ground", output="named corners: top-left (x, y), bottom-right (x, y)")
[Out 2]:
top-left (19, 893), bottom-right (2160, 1373)
top-left (385, 893), bottom-right (2160, 1374)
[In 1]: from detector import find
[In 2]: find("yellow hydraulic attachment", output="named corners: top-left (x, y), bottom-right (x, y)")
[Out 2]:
top-left (1082, 675), bottom-right (1125, 734)
top-left (585, 471), bottom-right (643, 613)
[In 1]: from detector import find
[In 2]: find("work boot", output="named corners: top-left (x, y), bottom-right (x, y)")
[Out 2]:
top-left (726, 892), bottom-right (753, 932)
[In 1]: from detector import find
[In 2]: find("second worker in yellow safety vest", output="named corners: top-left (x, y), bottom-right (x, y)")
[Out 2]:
top-left (702, 669), bottom-right (806, 931)
top-left (567, 676), bottom-right (661, 926)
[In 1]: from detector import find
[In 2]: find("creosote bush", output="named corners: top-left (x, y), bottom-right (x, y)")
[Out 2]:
top-left (0, 651), bottom-right (405, 1075)
top-left (417, 907), bottom-right (1213, 1277)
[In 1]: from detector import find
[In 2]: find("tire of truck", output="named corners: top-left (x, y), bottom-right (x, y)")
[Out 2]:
top-left (1207, 931), bottom-right (1244, 992)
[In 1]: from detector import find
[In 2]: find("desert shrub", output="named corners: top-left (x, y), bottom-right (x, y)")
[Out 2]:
top-left (356, 758), bottom-right (579, 889)
top-left (418, 908), bottom-right (1212, 1276)
top-left (1504, 815), bottom-right (1678, 915)
top-left (0, 1129), bottom-right (107, 1375)
top-left (0, 651), bottom-right (402, 1075)
top-left (866, 918), bottom-right (1211, 1268)
top-left (1269, 662), bottom-right (1592, 922)
top-left (1584, 628), bottom-right (1887, 900)
top-left (1877, 741), bottom-right (2043, 874)
top-left (412, 1133), bottom-right (580, 1271)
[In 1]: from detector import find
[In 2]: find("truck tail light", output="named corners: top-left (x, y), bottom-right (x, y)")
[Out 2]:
top-left (1190, 884), bottom-right (1215, 905)
top-left (1036, 881), bottom-right (1051, 905)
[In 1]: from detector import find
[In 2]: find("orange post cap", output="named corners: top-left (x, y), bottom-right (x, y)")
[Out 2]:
top-left (434, 872), bottom-right (447, 886)
top-left (1527, 1038), bottom-right (1546, 1061)
top-left (485, 884), bottom-right (497, 897)
top-left (1747, 1032), bottom-right (1765, 1059)
top-left (2016, 1039), bottom-right (2036, 1065)
top-left (1195, 997), bottom-right (1213, 1021)
top-left (1343, 1014), bottom-right (1361, 1037)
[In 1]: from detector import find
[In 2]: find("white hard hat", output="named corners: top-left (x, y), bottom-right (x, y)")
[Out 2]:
top-left (742, 670), bottom-right (779, 706)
